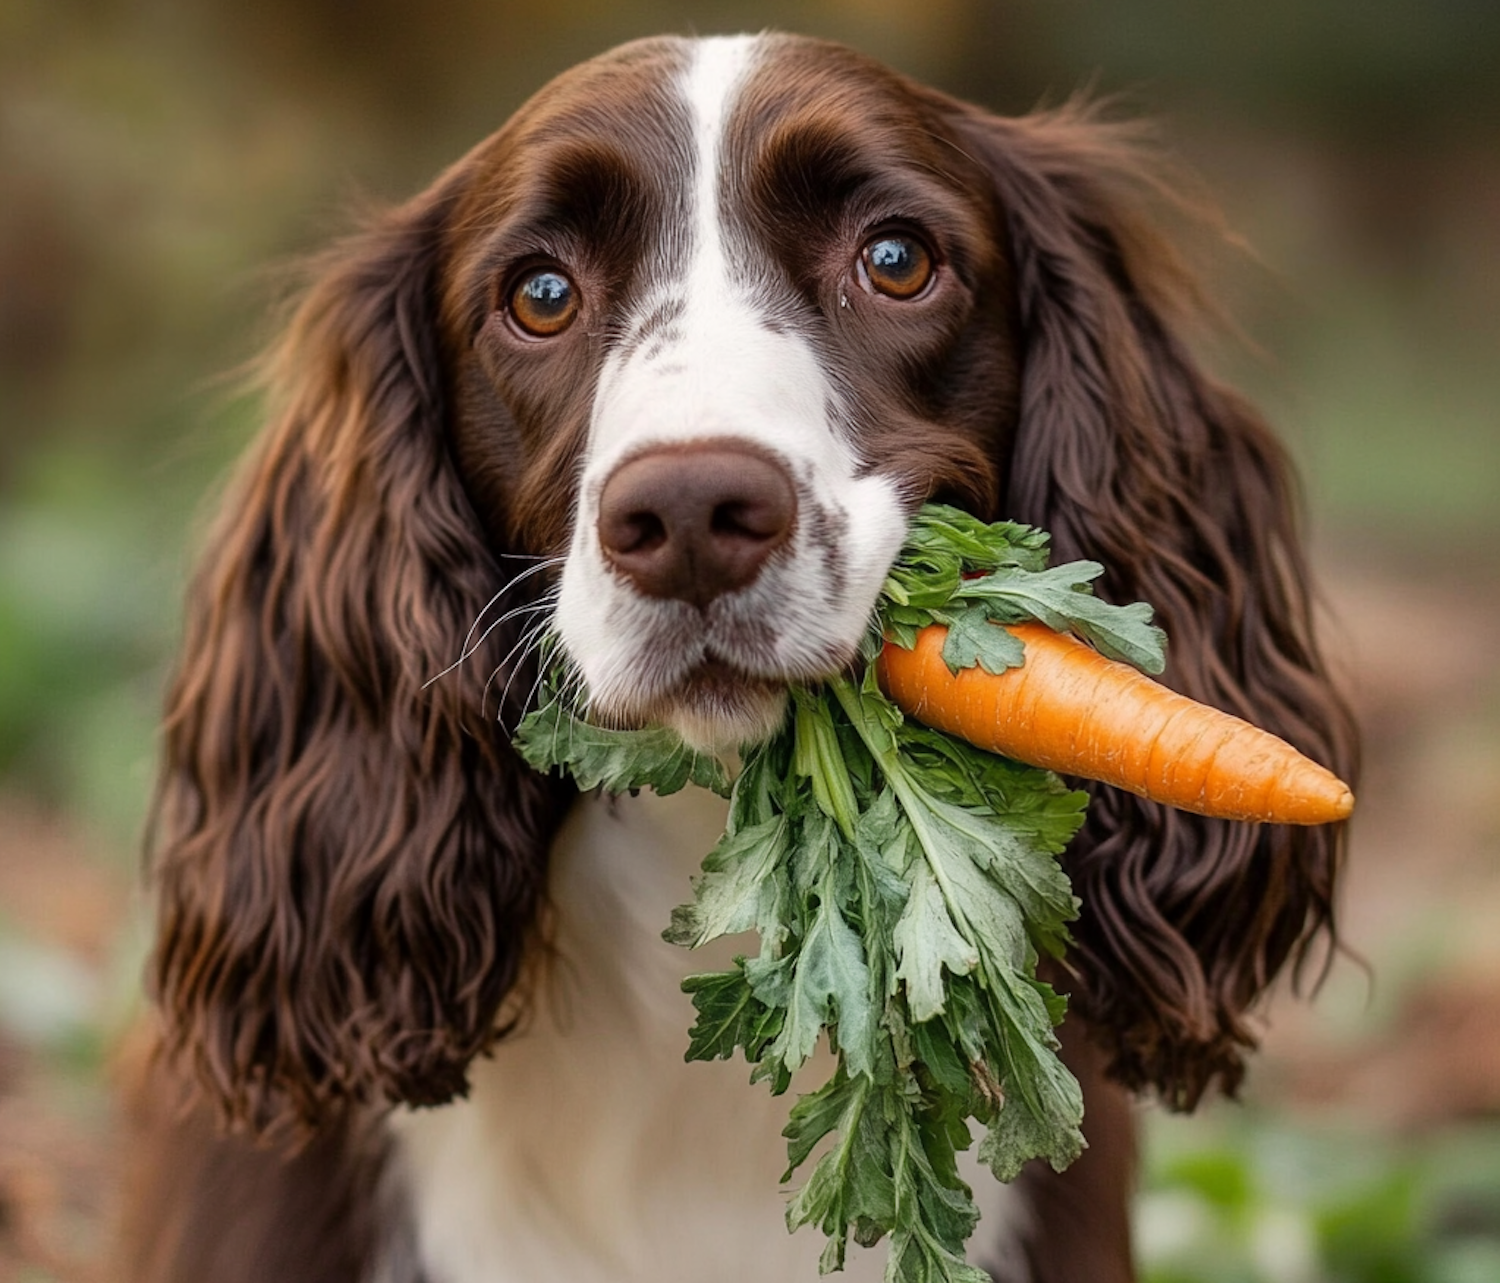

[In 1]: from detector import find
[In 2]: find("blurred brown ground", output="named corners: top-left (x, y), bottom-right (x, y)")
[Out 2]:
top-left (0, 798), bottom-right (124, 1283)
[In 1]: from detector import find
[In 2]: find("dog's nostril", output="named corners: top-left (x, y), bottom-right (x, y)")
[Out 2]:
top-left (616, 510), bottom-right (668, 554)
top-left (597, 445), bottom-right (797, 607)
top-left (711, 499), bottom-right (780, 541)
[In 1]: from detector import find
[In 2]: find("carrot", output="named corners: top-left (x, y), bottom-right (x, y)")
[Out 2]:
top-left (877, 621), bottom-right (1354, 825)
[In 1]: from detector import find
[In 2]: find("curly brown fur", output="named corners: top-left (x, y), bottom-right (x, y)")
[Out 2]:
top-left (146, 179), bottom-right (574, 1141)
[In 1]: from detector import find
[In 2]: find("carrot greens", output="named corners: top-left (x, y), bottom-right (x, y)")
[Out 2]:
top-left (513, 504), bottom-right (1166, 1282)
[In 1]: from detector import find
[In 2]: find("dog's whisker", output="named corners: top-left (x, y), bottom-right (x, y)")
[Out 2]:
top-left (511, 659), bottom-right (557, 735)
top-left (484, 616), bottom-right (556, 724)
top-left (457, 598), bottom-right (558, 686)
top-left (456, 585), bottom-right (511, 663)
top-left (488, 612), bottom-right (564, 728)
top-left (456, 560), bottom-right (556, 662)
top-left (459, 557), bottom-right (562, 643)
top-left (426, 579), bottom-right (562, 691)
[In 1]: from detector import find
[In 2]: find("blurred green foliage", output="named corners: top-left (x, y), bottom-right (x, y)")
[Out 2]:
top-left (1141, 1110), bottom-right (1500, 1283)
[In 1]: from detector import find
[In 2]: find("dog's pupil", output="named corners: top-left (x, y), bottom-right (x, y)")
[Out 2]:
top-left (520, 272), bottom-right (571, 315)
top-left (870, 239), bottom-right (913, 276)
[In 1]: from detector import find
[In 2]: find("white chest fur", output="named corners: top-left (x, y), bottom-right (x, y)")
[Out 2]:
top-left (389, 788), bottom-right (1027, 1283)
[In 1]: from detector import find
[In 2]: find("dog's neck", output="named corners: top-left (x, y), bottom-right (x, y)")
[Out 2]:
top-left (546, 784), bottom-right (738, 1002)
top-left (386, 786), bottom-right (827, 1283)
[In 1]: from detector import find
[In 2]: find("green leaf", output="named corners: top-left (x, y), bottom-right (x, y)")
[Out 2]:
top-left (681, 966), bottom-right (783, 1063)
top-left (792, 687), bottom-right (860, 840)
top-left (896, 723), bottom-right (1088, 862)
top-left (899, 504), bottom-right (1051, 574)
top-left (665, 816), bottom-right (791, 949)
top-left (829, 678), bottom-right (1084, 1177)
top-left (979, 1081), bottom-right (1085, 1182)
top-left (934, 603), bottom-right (1027, 676)
top-left (763, 871), bottom-right (877, 1079)
top-left (871, 719), bottom-right (1078, 964)
top-left (892, 858), bottom-right (979, 1022)
top-left (909, 1018), bottom-right (972, 1099)
top-left (957, 562), bottom-right (1167, 674)
top-left (881, 1092), bottom-right (989, 1283)
top-left (508, 502), bottom-right (1167, 1278)
top-left (784, 1072), bottom-right (901, 1266)
top-left (513, 687), bottom-right (732, 796)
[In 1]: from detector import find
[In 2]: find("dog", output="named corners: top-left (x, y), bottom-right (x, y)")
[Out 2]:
top-left (122, 32), bottom-right (1355, 1283)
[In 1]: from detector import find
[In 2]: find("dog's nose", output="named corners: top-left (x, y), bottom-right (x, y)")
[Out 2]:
top-left (597, 445), bottom-right (797, 607)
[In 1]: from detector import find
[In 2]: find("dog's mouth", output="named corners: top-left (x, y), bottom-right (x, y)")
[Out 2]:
top-left (677, 654), bottom-right (775, 697)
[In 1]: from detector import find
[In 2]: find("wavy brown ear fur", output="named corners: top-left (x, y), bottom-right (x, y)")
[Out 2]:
top-left (147, 179), bottom-right (569, 1141)
top-left (953, 102), bottom-right (1358, 1109)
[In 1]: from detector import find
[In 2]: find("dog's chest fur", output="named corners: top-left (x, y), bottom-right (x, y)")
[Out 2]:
top-left (387, 788), bottom-right (1027, 1283)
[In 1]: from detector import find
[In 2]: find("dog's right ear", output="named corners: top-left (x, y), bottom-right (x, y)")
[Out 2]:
top-left (148, 176), bottom-right (572, 1142)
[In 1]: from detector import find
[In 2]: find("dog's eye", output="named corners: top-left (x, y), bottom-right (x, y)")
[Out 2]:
top-left (510, 269), bottom-right (580, 337)
top-left (859, 234), bottom-right (934, 299)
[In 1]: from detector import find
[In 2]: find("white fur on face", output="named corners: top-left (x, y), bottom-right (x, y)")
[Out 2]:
top-left (551, 34), bottom-right (908, 749)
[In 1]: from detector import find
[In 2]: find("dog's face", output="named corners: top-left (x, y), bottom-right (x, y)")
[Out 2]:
top-left (435, 34), bottom-right (1019, 747)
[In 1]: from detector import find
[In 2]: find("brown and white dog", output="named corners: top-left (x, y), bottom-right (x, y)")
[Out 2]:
top-left (124, 33), bottom-right (1354, 1283)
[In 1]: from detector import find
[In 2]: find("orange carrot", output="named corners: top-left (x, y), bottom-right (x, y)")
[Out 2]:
top-left (877, 621), bottom-right (1354, 825)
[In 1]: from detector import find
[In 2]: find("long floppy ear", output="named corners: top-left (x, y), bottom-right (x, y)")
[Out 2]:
top-left (951, 103), bottom-right (1358, 1109)
top-left (148, 181), bottom-right (571, 1140)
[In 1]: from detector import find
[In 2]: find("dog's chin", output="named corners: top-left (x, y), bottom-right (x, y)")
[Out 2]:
top-left (653, 661), bottom-right (790, 755)
top-left (586, 645), bottom-right (859, 756)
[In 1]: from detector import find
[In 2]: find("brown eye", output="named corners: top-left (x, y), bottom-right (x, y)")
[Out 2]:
top-left (510, 268), bottom-right (579, 336)
top-left (860, 234), bottom-right (934, 299)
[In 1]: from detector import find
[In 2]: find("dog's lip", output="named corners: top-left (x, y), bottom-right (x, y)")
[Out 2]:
top-left (648, 655), bottom-right (861, 735)
top-left (679, 654), bottom-right (781, 695)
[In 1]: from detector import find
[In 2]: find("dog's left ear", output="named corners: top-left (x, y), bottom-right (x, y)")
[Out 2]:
top-left (148, 178), bottom-right (571, 1142)
top-left (947, 102), bottom-right (1358, 1109)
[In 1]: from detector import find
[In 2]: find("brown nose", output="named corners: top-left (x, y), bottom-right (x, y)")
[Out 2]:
top-left (597, 445), bottom-right (797, 607)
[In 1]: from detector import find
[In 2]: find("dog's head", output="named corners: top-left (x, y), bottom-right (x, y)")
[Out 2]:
top-left (149, 34), bottom-right (1354, 1138)
top-left (436, 35), bottom-right (1021, 748)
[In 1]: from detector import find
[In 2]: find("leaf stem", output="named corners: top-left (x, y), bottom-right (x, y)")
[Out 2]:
top-left (828, 679), bottom-right (974, 945)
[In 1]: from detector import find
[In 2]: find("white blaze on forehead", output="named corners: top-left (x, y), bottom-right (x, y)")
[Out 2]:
top-left (585, 34), bottom-right (841, 474)
top-left (682, 34), bottom-right (758, 304)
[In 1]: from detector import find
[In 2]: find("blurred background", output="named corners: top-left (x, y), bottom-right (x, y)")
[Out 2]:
top-left (1, 1), bottom-right (1497, 1279)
